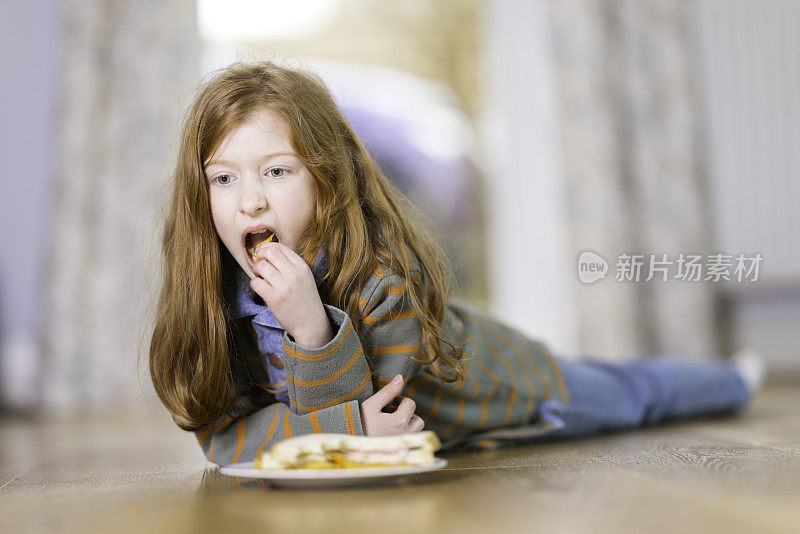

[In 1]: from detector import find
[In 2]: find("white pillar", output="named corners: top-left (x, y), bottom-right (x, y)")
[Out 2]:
top-left (478, 0), bottom-right (577, 356)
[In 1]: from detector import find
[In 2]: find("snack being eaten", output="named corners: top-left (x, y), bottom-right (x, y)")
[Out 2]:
top-left (254, 431), bottom-right (441, 469)
top-left (253, 232), bottom-right (275, 262)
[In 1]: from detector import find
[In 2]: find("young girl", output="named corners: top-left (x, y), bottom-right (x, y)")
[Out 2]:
top-left (148, 60), bottom-right (766, 466)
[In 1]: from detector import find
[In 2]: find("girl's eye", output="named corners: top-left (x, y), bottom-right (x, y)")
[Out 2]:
top-left (267, 167), bottom-right (288, 178)
top-left (214, 174), bottom-right (234, 186)
top-left (210, 168), bottom-right (285, 185)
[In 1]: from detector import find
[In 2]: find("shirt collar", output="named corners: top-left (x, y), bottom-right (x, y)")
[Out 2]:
top-left (222, 247), bottom-right (328, 326)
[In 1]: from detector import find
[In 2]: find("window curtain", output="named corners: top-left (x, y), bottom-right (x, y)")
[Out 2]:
top-left (550, 0), bottom-right (719, 359)
top-left (40, 0), bottom-right (198, 413)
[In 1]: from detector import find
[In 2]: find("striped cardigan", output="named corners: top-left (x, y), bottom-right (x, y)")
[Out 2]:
top-left (195, 249), bottom-right (570, 466)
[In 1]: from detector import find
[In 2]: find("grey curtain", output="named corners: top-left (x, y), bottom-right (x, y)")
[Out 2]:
top-left (551, 0), bottom-right (719, 360)
top-left (40, 0), bottom-right (198, 412)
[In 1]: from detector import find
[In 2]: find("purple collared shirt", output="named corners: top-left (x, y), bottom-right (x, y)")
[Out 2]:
top-left (222, 248), bottom-right (328, 405)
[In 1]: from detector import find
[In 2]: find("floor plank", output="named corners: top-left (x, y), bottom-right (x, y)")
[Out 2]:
top-left (1, 383), bottom-right (798, 533)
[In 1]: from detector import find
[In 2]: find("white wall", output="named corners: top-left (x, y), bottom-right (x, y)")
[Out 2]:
top-left (695, 0), bottom-right (800, 281)
top-left (694, 0), bottom-right (800, 372)
top-left (0, 0), bottom-right (61, 409)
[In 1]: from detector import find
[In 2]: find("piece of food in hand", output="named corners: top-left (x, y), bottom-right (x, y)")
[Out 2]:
top-left (254, 430), bottom-right (441, 469)
top-left (253, 232), bottom-right (275, 262)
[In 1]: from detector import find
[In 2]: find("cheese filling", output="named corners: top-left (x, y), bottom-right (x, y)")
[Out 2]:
top-left (255, 446), bottom-right (427, 469)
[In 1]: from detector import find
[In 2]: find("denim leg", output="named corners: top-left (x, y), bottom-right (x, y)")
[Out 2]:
top-left (534, 354), bottom-right (752, 439)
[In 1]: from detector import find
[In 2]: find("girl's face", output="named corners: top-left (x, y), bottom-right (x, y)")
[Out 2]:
top-left (204, 108), bottom-right (317, 279)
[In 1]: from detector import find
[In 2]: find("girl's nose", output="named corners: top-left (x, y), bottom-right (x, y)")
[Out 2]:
top-left (239, 185), bottom-right (268, 215)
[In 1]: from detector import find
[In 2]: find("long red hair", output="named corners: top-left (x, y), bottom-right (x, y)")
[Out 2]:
top-left (148, 61), bottom-right (467, 431)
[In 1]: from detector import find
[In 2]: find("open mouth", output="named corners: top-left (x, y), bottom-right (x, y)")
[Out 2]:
top-left (244, 229), bottom-right (278, 264)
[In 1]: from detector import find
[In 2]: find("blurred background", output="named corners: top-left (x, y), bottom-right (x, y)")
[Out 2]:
top-left (0, 0), bottom-right (798, 417)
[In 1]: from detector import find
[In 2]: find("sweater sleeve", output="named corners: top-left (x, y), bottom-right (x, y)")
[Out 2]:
top-left (198, 263), bottom-right (431, 465)
top-left (357, 268), bottom-right (425, 390)
top-left (194, 393), bottom-right (363, 466)
top-left (280, 266), bottom-right (424, 413)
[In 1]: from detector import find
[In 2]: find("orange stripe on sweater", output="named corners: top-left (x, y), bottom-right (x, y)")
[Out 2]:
top-left (255, 407), bottom-right (281, 460)
top-left (368, 343), bottom-right (419, 355)
top-left (207, 415), bottom-right (234, 464)
top-left (462, 330), bottom-right (500, 433)
top-left (286, 346), bottom-right (364, 388)
top-left (360, 275), bottom-right (406, 318)
top-left (439, 398), bottom-right (466, 439)
top-left (363, 308), bottom-right (415, 326)
top-left (525, 345), bottom-right (552, 399)
top-left (420, 390), bottom-right (442, 422)
top-left (283, 410), bottom-right (293, 439)
top-left (490, 325), bottom-right (540, 424)
top-left (433, 313), bottom-right (482, 439)
top-left (437, 347), bottom-right (483, 439)
top-left (405, 372), bottom-right (433, 398)
top-left (344, 401), bottom-right (357, 435)
top-left (196, 426), bottom-right (212, 448)
top-left (290, 370), bottom-right (372, 412)
top-left (231, 419), bottom-right (247, 464)
top-left (309, 410), bottom-right (322, 433)
top-left (283, 321), bottom-right (353, 361)
top-left (482, 324), bottom-right (522, 426)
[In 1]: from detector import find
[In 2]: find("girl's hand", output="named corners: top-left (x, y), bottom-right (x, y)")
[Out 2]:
top-left (250, 240), bottom-right (333, 348)
top-left (359, 375), bottom-right (425, 436)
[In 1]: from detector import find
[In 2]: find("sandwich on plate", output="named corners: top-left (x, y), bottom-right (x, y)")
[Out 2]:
top-left (254, 430), bottom-right (442, 469)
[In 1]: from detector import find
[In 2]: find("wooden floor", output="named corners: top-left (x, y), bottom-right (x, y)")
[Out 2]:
top-left (1, 382), bottom-right (799, 534)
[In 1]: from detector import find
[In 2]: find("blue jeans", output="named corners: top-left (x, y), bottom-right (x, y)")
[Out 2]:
top-left (533, 354), bottom-right (752, 439)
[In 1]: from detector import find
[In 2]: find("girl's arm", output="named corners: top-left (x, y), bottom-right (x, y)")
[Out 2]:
top-left (197, 265), bottom-right (420, 466)
top-left (194, 393), bottom-right (363, 466)
top-left (280, 265), bottom-right (423, 412)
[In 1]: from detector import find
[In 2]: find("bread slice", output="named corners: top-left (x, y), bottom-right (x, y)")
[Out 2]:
top-left (255, 431), bottom-right (441, 469)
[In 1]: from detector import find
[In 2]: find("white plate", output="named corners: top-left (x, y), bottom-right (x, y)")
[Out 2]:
top-left (218, 457), bottom-right (448, 488)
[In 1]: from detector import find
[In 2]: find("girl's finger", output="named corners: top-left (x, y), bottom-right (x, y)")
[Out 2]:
top-left (252, 259), bottom-right (280, 285)
top-left (408, 415), bottom-right (425, 433)
top-left (254, 242), bottom-right (292, 271)
top-left (380, 396), bottom-right (402, 413)
top-left (368, 375), bottom-right (404, 410)
top-left (394, 396), bottom-right (416, 422)
top-left (279, 244), bottom-right (308, 268)
top-left (250, 277), bottom-right (274, 300)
